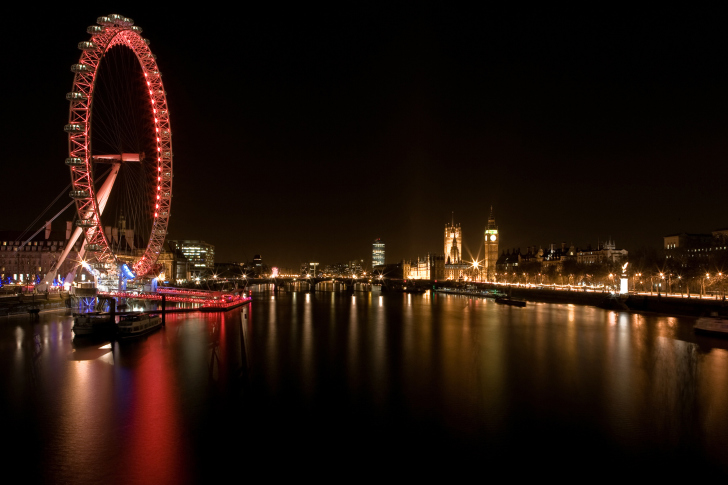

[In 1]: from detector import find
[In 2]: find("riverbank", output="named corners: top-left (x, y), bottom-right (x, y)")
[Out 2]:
top-left (435, 283), bottom-right (727, 317)
top-left (0, 292), bottom-right (69, 316)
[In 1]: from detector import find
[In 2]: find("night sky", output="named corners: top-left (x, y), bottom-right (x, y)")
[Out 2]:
top-left (2, 5), bottom-right (727, 268)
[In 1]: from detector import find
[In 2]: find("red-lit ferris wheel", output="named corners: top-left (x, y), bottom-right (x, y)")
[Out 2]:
top-left (65, 13), bottom-right (172, 280)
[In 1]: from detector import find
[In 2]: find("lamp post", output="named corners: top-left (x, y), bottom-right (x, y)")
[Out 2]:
top-left (719, 272), bottom-right (724, 300)
top-left (658, 272), bottom-right (664, 297)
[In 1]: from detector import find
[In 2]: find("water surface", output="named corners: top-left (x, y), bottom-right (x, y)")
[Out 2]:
top-left (2, 290), bottom-right (727, 482)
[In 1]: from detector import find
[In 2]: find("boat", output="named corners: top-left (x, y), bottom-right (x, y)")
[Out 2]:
top-left (495, 296), bottom-right (526, 307)
top-left (73, 312), bottom-right (116, 336)
top-left (694, 316), bottom-right (728, 337)
top-left (116, 313), bottom-right (163, 339)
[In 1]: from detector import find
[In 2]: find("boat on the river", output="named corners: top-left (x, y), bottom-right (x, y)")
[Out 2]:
top-left (73, 312), bottom-right (116, 336)
top-left (116, 313), bottom-right (162, 339)
top-left (694, 316), bottom-right (728, 337)
top-left (495, 296), bottom-right (526, 307)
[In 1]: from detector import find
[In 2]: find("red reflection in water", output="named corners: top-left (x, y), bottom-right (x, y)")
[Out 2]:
top-left (119, 326), bottom-right (190, 484)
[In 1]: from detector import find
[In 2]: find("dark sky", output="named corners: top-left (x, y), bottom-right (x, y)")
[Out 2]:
top-left (2, 5), bottom-right (727, 269)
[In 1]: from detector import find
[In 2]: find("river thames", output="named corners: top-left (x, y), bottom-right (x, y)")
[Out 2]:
top-left (2, 288), bottom-right (727, 483)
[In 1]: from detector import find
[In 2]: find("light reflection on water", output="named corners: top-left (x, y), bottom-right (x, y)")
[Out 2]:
top-left (1, 291), bottom-right (727, 481)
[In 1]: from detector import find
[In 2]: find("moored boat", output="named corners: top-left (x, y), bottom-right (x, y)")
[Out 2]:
top-left (694, 316), bottom-right (728, 337)
top-left (495, 296), bottom-right (526, 307)
top-left (73, 312), bottom-right (116, 336)
top-left (116, 313), bottom-right (162, 339)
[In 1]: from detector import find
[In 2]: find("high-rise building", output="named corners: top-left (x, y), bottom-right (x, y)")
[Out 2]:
top-left (167, 240), bottom-right (215, 277)
top-left (444, 218), bottom-right (462, 264)
top-left (484, 206), bottom-right (499, 281)
top-left (253, 254), bottom-right (263, 276)
top-left (372, 238), bottom-right (385, 268)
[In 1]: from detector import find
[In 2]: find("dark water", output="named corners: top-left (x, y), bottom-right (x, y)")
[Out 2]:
top-left (2, 290), bottom-right (728, 482)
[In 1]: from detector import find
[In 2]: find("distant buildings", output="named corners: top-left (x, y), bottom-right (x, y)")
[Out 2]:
top-left (0, 222), bottom-right (82, 285)
top-left (496, 239), bottom-right (628, 281)
top-left (167, 240), bottom-right (215, 278)
top-left (576, 239), bottom-right (627, 265)
top-left (664, 228), bottom-right (728, 265)
top-left (253, 254), bottom-right (263, 277)
top-left (300, 262), bottom-right (320, 277)
top-left (372, 238), bottom-right (385, 269)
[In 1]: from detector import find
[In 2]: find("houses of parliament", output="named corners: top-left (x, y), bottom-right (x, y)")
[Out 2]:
top-left (403, 208), bottom-right (499, 282)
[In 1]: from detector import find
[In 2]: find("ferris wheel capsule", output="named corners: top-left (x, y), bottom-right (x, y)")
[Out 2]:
top-left (78, 41), bottom-right (97, 51)
top-left (64, 123), bottom-right (85, 133)
top-left (87, 25), bottom-right (105, 34)
top-left (66, 92), bottom-right (87, 101)
top-left (69, 190), bottom-right (89, 199)
top-left (97, 16), bottom-right (114, 26)
top-left (71, 64), bottom-right (92, 73)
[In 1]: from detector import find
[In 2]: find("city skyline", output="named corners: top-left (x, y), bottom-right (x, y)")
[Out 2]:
top-left (2, 6), bottom-right (727, 268)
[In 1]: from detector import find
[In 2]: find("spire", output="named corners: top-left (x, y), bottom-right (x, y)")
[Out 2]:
top-left (487, 205), bottom-right (496, 230)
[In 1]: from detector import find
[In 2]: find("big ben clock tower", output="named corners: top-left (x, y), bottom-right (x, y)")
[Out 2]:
top-left (484, 206), bottom-right (499, 282)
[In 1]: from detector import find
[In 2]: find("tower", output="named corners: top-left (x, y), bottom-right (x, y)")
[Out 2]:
top-left (484, 206), bottom-right (499, 281)
top-left (372, 238), bottom-right (385, 269)
top-left (444, 216), bottom-right (462, 264)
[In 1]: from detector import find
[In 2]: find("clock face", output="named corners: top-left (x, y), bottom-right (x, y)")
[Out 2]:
top-left (490, 235), bottom-right (496, 241)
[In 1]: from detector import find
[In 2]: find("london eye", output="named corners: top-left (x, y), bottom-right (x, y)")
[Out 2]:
top-left (62, 14), bottom-right (173, 288)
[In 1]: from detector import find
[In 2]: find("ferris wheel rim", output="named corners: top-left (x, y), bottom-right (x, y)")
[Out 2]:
top-left (67, 14), bottom-right (172, 279)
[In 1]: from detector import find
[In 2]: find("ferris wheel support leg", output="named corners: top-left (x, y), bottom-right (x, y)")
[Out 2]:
top-left (37, 164), bottom-right (120, 291)
top-left (95, 163), bottom-right (121, 214)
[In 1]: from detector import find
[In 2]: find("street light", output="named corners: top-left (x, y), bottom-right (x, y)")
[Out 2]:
top-left (659, 272), bottom-right (664, 297)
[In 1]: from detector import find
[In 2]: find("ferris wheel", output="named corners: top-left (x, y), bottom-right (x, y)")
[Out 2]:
top-left (64, 14), bottom-right (173, 282)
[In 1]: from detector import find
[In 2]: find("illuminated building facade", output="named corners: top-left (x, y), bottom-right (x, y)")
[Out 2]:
top-left (484, 207), bottom-right (499, 281)
top-left (402, 254), bottom-right (445, 281)
top-left (576, 239), bottom-right (626, 265)
top-left (167, 240), bottom-right (215, 277)
top-left (443, 218), bottom-right (469, 280)
top-left (372, 238), bottom-right (385, 269)
top-left (0, 221), bottom-right (82, 285)
top-left (445, 261), bottom-right (471, 281)
top-left (156, 244), bottom-right (192, 283)
top-left (444, 220), bottom-right (462, 264)
top-left (300, 262), bottom-right (320, 277)
top-left (663, 231), bottom-right (728, 264)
